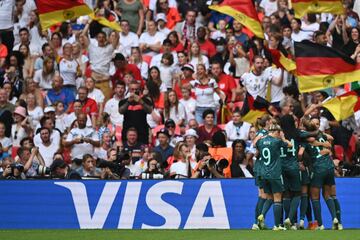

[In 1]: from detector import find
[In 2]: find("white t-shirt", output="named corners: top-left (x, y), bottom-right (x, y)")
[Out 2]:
top-left (291, 30), bottom-right (312, 42)
top-left (59, 58), bottom-right (78, 86)
top-left (189, 55), bottom-right (210, 71)
top-left (150, 52), bottom-right (178, 68)
top-left (36, 140), bottom-right (60, 167)
top-left (165, 103), bottom-right (186, 125)
top-left (88, 88), bottom-right (105, 104)
top-left (64, 113), bottom-right (92, 129)
top-left (225, 121), bottom-right (251, 146)
top-left (18, 0), bottom-right (36, 27)
top-left (127, 163), bottom-right (142, 178)
top-left (159, 64), bottom-right (176, 89)
top-left (139, 31), bottom-right (166, 56)
top-left (34, 130), bottom-right (61, 148)
top-left (104, 97), bottom-right (124, 126)
top-left (180, 97), bottom-right (196, 123)
top-left (27, 106), bottom-right (44, 128)
top-left (0, 137), bottom-right (12, 150)
top-left (147, 108), bottom-right (162, 129)
top-left (94, 147), bottom-right (108, 160)
top-left (260, 0), bottom-right (278, 16)
top-left (270, 67), bottom-right (286, 103)
top-left (149, 0), bottom-right (177, 11)
top-left (55, 114), bottom-right (66, 133)
top-left (170, 160), bottom-right (196, 178)
top-left (66, 127), bottom-right (99, 160)
top-left (117, 32), bottom-right (139, 58)
top-left (136, 61), bottom-right (149, 80)
top-left (33, 69), bottom-right (53, 90)
top-left (0, 0), bottom-right (15, 30)
top-left (190, 78), bottom-right (218, 108)
top-left (88, 42), bottom-right (114, 76)
top-left (241, 69), bottom-right (272, 99)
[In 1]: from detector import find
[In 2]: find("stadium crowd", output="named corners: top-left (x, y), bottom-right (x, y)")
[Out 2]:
top-left (0, 0), bottom-right (360, 182)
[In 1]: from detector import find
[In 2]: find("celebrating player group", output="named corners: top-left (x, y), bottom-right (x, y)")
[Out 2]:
top-left (252, 114), bottom-right (342, 231)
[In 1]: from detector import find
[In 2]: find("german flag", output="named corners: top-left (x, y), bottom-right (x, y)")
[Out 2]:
top-left (36, 0), bottom-right (92, 29)
top-left (240, 93), bottom-right (269, 124)
top-left (294, 40), bottom-right (360, 93)
top-left (268, 48), bottom-right (296, 72)
top-left (209, 0), bottom-right (264, 39)
top-left (322, 91), bottom-right (360, 121)
top-left (292, 0), bottom-right (344, 18)
top-left (89, 10), bottom-right (122, 32)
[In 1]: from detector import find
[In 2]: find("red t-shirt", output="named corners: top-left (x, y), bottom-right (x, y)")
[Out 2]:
top-left (111, 64), bottom-right (144, 87)
top-left (173, 77), bottom-right (194, 99)
top-left (217, 73), bottom-right (236, 102)
top-left (0, 44), bottom-right (8, 58)
top-left (68, 98), bottom-right (98, 116)
top-left (198, 40), bottom-right (217, 58)
top-left (171, 42), bottom-right (184, 53)
top-left (196, 125), bottom-right (221, 144)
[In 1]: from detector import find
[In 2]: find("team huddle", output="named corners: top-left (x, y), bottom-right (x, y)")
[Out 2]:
top-left (252, 114), bottom-right (342, 231)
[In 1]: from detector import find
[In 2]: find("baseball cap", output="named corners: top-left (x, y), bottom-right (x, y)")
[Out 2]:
top-left (155, 13), bottom-right (167, 23)
top-left (44, 106), bottom-right (55, 113)
top-left (181, 64), bottom-right (195, 72)
top-left (157, 128), bottom-right (170, 138)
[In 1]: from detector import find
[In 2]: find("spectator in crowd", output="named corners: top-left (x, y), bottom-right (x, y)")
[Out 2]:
top-left (104, 80), bottom-right (125, 126)
top-left (119, 81), bottom-right (153, 144)
top-left (64, 113), bottom-right (100, 168)
top-left (154, 128), bottom-right (174, 165)
top-left (225, 108), bottom-right (252, 146)
top-left (45, 74), bottom-right (75, 111)
top-left (164, 90), bottom-right (186, 126)
top-left (175, 9), bottom-right (199, 45)
top-left (11, 106), bottom-right (32, 147)
top-left (33, 57), bottom-right (56, 90)
top-left (123, 127), bottom-right (144, 163)
top-left (0, 88), bottom-right (15, 137)
top-left (130, 47), bottom-right (149, 81)
top-left (111, 53), bottom-right (143, 87)
top-left (169, 141), bottom-right (196, 178)
top-left (77, 154), bottom-right (101, 177)
top-left (230, 139), bottom-right (254, 178)
top-left (139, 20), bottom-right (166, 57)
top-left (197, 109), bottom-right (221, 144)
top-left (50, 159), bottom-right (82, 179)
top-left (36, 127), bottom-right (60, 167)
top-left (72, 86), bottom-right (98, 128)
top-left (118, 20), bottom-right (140, 58)
top-left (116, 0), bottom-right (144, 36)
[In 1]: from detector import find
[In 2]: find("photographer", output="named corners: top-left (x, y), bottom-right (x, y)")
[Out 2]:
top-left (99, 150), bottom-right (131, 180)
top-left (119, 81), bottom-right (153, 144)
top-left (16, 146), bottom-right (47, 177)
top-left (76, 154), bottom-right (101, 178)
top-left (50, 159), bottom-right (82, 179)
top-left (192, 152), bottom-right (228, 179)
top-left (140, 152), bottom-right (165, 179)
top-left (1, 157), bottom-right (26, 180)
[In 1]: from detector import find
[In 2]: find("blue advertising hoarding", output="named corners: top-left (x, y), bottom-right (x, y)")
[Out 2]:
top-left (0, 178), bottom-right (357, 229)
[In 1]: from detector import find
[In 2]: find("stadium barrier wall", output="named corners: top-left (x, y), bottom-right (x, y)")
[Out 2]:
top-left (0, 178), bottom-right (357, 229)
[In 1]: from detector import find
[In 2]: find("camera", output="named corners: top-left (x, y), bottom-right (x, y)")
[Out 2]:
top-left (97, 148), bottom-right (128, 177)
top-left (206, 158), bottom-right (217, 168)
top-left (10, 163), bottom-right (24, 173)
top-left (37, 165), bottom-right (51, 176)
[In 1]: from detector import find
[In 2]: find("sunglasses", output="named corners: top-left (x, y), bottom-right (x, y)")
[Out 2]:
top-left (14, 130), bottom-right (18, 140)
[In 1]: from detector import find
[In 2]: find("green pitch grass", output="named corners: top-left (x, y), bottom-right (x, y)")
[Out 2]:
top-left (0, 230), bottom-right (359, 240)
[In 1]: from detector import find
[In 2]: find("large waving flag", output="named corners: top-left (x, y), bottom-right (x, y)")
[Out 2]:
top-left (322, 91), bottom-right (360, 121)
top-left (294, 40), bottom-right (360, 93)
top-left (268, 48), bottom-right (297, 72)
top-left (240, 93), bottom-right (269, 124)
top-left (36, 0), bottom-right (92, 29)
top-left (209, 0), bottom-right (264, 39)
top-left (292, 0), bottom-right (344, 18)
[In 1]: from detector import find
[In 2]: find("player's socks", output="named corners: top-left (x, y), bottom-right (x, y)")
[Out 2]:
top-left (332, 196), bottom-right (342, 223)
top-left (300, 193), bottom-right (308, 220)
top-left (261, 199), bottom-right (273, 217)
top-left (255, 197), bottom-right (266, 222)
top-left (325, 197), bottom-right (337, 220)
top-left (274, 202), bottom-right (283, 227)
top-left (306, 198), bottom-right (313, 222)
top-left (289, 196), bottom-right (301, 221)
top-left (311, 199), bottom-right (323, 226)
top-left (283, 198), bottom-right (291, 219)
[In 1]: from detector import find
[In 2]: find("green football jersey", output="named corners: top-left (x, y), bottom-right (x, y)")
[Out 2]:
top-left (304, 133), bottom-right (334, 173)
top-left (280, 138), bottom-right (300, 171)
top-left (253, 129), bottom-right (269, 175)
top-left (256, 135), bottom-right (288, 179)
